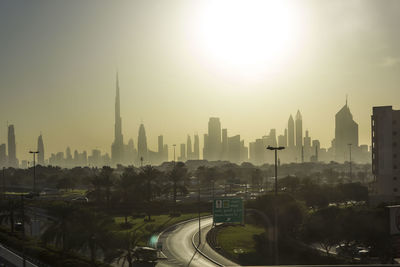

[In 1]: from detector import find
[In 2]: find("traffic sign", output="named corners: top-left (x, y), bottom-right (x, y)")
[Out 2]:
top-left (213, 198), bottom-right (244, 224)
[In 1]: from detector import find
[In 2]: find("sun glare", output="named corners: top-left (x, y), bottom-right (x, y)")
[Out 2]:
top-left (197, 0), bottom-right (303, 78)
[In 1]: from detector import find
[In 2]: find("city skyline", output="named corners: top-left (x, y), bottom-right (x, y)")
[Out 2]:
top-left (1, 1), bottom-right (400, 162)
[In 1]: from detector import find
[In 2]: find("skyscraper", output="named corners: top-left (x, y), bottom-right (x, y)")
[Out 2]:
top-left (193, 134), bottom-right (200, 160)
top-left (221, 128), bottom-right (228, 160)
top-left (371, 106), bottom-right (400, 203)
top-left (335, 100), bottom-right (358, 162)
top-left (137, 123), bottom-right (148, 163)
top-left (179, 143), bottom-right (186, 161)
top-left (207, 117), bottom-right (222, 161)
top-left (111, 72), bottom-right (124, 165)
top-left (186, 135), bottom-right (192, 160)
top-left (288, 115), bottom-right (295, 148)
top-left (158, 135), bottom-right (164, 162)
top-left (7, 125), bottom-right (17, 168)
top-left (295, 110), bottom-right (303, 150)
top-left (37, 134), bottom-right (45, 165)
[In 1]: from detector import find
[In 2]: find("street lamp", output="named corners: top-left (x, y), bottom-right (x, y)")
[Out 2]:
top-left (266, 145), bottom-right (285, 266)
top-left (29, 151), bottom-right (39, 193)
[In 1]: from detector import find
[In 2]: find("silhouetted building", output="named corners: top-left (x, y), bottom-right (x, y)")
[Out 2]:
top-left (335, 100), bottom-right (358, 162)
top-left (179, 143), bottom-right (186, 161)
top-left (221, 128), bottom-right (228, 160)
top-left (303, 130), bottom-right (311, 162)
top-left (240, 140), bottom-right (248, 162)
top-left (137, 123), bottom-right (148, 163)
top-left (125, 138), bottom-right (137, 165)
top-left (37, 134), bottom-right (45, 165)
top-left (0, 144), bottom-right (6, 167)
top-left (227, 135), bottom-right (240, 163)
top-left (187, 135), bottom-right (192, 160)
top-left (207, 118), bottom-right (222, 161)
top-left (203, 134), bottom-right (209, 160)
top-left (371, 106), bottom-right (400, 203)
top-left (7, 125), bottom-right (17, 168)
top-left (295, 110), bottom-right (303, 155)
top-left (193, 134), bottom-right (200, 160)
top-left (111, 72), bottom-right (125, 165)
top-left (288, 115), bottom-right (295, 148)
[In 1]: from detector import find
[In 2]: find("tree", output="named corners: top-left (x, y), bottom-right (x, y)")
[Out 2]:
top-left (100, 166), bottom-right (114, 207)
top-left (41, 202), bottom-right (77, 255)
top-left (115, 167), bottom-right (137, 224)
top-left (138, 165), bottom-right (161, 221)
top-left (168, 162), bottom-right (188, 206)
top-left (114, 230), bottom-right (143, 267)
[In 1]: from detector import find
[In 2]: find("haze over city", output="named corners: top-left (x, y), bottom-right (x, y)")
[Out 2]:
top-left (1, 0), bottom-right (400, 160)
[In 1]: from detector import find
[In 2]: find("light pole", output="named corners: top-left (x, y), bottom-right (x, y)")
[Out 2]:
top-left (267, 145), bottom-right (285, 266)
top-left (2, 167), bottom-right (5, 199)
top-left (29, 151), bottom-right (39, 193)
top-left (197, 175), bottom-right (201, 246)
top-left (348, 144), bottom-right (352, 181)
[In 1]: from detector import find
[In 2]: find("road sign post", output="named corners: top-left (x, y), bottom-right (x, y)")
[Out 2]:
top-left (213, 198), bottom-right (244, 224)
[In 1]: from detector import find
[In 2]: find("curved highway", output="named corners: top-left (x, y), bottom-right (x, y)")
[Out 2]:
top-left (156, 217), bottom-right (238, 267)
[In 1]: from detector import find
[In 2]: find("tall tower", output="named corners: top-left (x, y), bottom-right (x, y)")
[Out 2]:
top-left (208, 117), bottom-right (222, 161)
top-left (7, 125), bottom-right (17, 168)
top-left (288, 115), bottom-right (295, 148)
top-left (187, 135), bottom-right (192, 160)
top-left (37, 134), bottom-right (45, 165)
top-left (335, 100), bottom-right (358, 162)
top-left (194, 134), bottom-right (200, 160)
top-left (137, 123), bottom-right (148, 163)
top-left (111, 72), bottom-right (124, 165)
top-left (295, 110), bottom-right (303, 150)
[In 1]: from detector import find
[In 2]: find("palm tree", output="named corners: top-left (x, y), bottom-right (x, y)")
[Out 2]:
top-left (169, 162), bottom-right (188, 207)
top-left (41, 202), bottom-right (76, 255)
top-left (115, 167), bottom-right (137, 224)
top-left (115, 230), bottom-right (143, 267)
top-left (100, 166), bottom-right (114, 208)
top-left (138, 165), bottom-right (161, 221)
top-left (70, 208), bottom-right (114, 266)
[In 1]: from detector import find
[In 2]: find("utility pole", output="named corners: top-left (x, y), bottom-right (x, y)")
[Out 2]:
top-left (21, 194), bottom-right (26, 267)
top-left (29, 151), bottom-right (39, 193)
top-left (267, 145), bottom-right (285, 266)
top-left (348, 144), bottom-right (352, 181)
top-left (198, 175), bottom-right (201, 246)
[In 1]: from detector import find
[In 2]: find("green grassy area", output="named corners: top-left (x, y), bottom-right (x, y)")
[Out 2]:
top-left (113, 212), bottom-right (210, 245)
top-left (217, 224), bottom-right (264, 260)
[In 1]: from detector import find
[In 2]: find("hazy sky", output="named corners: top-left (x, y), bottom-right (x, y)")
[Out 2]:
top-left (1, 0), bottom-right (400, 161)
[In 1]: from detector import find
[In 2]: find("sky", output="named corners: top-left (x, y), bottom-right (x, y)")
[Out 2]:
top-left (0, 0), bottom-right (400, 161)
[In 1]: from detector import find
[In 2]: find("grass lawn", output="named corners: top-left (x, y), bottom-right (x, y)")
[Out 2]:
top-left (217, 224), bottom-right (264, 261)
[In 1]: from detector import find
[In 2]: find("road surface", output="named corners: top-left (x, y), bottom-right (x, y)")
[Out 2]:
top-left (156, 217), bottom-right (238, 267)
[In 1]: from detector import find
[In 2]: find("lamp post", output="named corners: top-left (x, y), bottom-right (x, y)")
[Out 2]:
top-left (2, 167), bottom-right (5, 199)
top-left (29, 151), bottom-right (39, 193)
top-left (198, 175), bottom-right (201, 246)
top-left (267, 145), bottom-right (285, 266)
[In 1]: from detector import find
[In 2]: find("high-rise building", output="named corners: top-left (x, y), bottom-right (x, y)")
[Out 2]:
top-left (240, 140), bottom-right (248, 162)
top-left (288, 115), bottom-right (295, 148)
top-left (111, 72), bottom-right (124, 165)
top-left (163, 144), bottom-right (169, 162)
top-left (37, 134), bottom-right (45, 165)
top-left (221, 128), bottom-right (228, 160)
top-left (7, 125), bottom-right (17, 168)
top-left (304, 130), bottom-right (311, 161)
top-left (227, 135), bottom-right (241, 163)
top-left (0, 144), bottom-right (6, 167)
top-left (193, 134), bottom-right (200, 160)
top-left (186, 135), bottom-right (192, 160)
top-left (207, 118), bottom-right (222, 161)
top-left (203, 134), bottom-right (209, 160)
top-left (137, 123), bottom-right (148, 163)
top-left (335, 100), bottom-right (358, 162)
top-left (295, 110), bottom-right (303, 150)
top-left (179, 143), bottom-right (186, 161)
top-left (371, 106), bottom-right (400, 203)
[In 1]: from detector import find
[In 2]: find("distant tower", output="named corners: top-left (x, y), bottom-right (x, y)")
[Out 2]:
top-left (193, 134), bottom-right (200, 160)
top-left (295, 110), bottom-right (303, 149)
top-left (207, 118), bottom-right (222, 161)
top-left (7, 125), bottom-right (17, 168)
top-left (335, 99), bottom-right (358, 162)
top-left (187, 135), bottom-right (192, 160)
top-left (288, 115), bottom-right (295, 148)
top-left (137, 123), bottom-right (148, 163)
top-left (37, 134), bottom-right (45, 165)
top-left (111, 72), bottom-right (124, 165)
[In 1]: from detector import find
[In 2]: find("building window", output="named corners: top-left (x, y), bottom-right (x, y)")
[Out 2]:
top-left (395, 188), bottom-right (398, 192)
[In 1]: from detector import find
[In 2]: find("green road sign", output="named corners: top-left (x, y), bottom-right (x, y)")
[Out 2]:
top-left (213, 198), bottom-right (244, 224)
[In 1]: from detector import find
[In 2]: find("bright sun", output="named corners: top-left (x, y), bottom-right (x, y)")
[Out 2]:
top-left (197, 0), bottom-right (303, 78)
